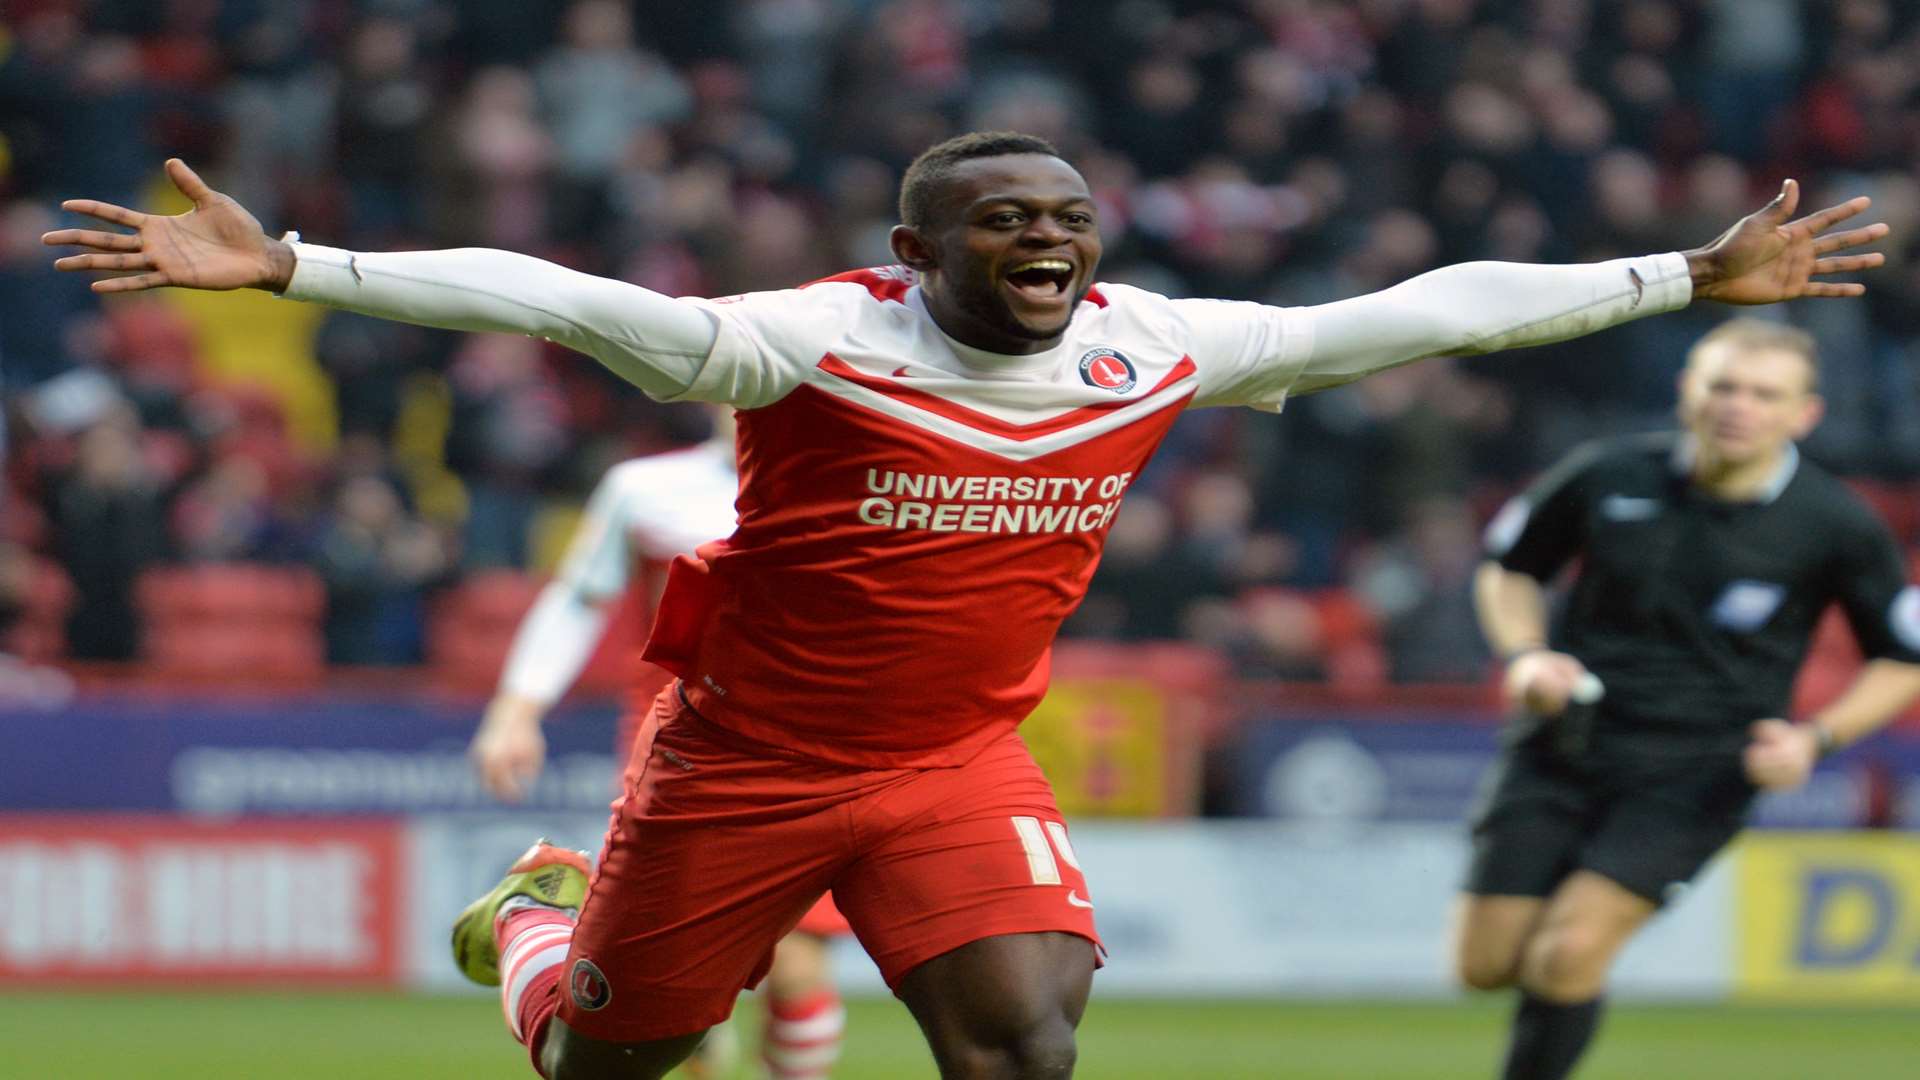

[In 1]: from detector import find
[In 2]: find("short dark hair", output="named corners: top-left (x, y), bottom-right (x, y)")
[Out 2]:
top-left (898, 131), bottom-right (1063, 230)
top-left (1687, 317), bottom-right (1821, 393)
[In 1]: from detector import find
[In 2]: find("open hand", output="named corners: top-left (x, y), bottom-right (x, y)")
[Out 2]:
top-left (1742, 718), bottom-right (1819, 791)
top-left (42, 158), bottom-right (293, 293)
top-left (1687, 179), bottom-right (1888, 304)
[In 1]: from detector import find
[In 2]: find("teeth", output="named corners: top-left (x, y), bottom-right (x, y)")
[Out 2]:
top-left (1009, 259), bottom-right (1072, 275)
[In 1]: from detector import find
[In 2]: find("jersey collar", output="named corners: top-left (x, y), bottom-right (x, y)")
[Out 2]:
top-left (1670, 435), bottom-right (1799, 504)
top-left (904, 286), bottom-right (1072, 382)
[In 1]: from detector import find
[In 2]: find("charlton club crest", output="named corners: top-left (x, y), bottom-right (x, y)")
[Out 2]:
top-left (1078, 348), bottom-right (1136, 394)
top-left (569, 957), bottom-right (612, 1011)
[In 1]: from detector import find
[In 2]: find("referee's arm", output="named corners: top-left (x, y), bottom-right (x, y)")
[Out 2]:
top-left (1746, 661), bottom-right (1920, 790)
top-left (1476, 448), bottom-right (1600, 716)
top-left (1747, 512), bottom-right (1920, 789)
top-left (1805, 660), bottom-right (1920, 752)
top-left (1476, 562), bottom-right (1591, 718)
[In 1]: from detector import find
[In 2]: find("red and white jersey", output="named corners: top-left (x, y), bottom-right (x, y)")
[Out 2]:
top-left (644, 267), bottom-right (1312, 766)
top-left (555, 441), bottom-right (738, 702)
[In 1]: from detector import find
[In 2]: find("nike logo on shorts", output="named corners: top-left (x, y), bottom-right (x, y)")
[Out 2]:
top-left (1066, 890), bottom-right (1094, 909)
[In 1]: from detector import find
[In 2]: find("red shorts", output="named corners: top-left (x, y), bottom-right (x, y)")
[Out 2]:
top-left (622, 705), bottom-right (850, 938)
top-left (560, 685), bottom-right (1102, 1042)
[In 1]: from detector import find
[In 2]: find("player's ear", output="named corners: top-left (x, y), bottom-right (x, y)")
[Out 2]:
top-left (890, 225), bottom-right (937, 273)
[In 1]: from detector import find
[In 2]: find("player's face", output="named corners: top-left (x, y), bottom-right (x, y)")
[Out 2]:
top-left (1679, 345), bottom-right (1822, 466)
top-left (903, 154), bottom-right (1102, 354)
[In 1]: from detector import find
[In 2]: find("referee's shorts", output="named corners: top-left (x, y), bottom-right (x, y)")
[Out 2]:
top-left (1464, 723), bottom-right (1757, 905)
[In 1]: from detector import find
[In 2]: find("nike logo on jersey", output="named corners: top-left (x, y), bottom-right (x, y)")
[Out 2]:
top-left (892, 365), bottom-right (911, 377)
top-left (1599, 494), bottom-right (1660, 521)
top-left (1066, 890), bottom-right (1094, 909)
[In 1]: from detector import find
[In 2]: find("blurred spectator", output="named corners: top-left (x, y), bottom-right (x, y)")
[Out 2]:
top-left (0, 202), bottom-right (102, 391)
top-left (313, 474), bottom-right (450, 664)
top-left (50, 409), bottom-right (167, 660)
top-left (536, 0), bottom-right (691, 238)
top-left (428, 66), bottom-right (555, 250)
top-left (443, 334), bottom-right (570, 569)
top-left (171, 453), bottom-right (275, 563)
top-left (1350, 496), bottom-right (1491, 684)
top-left (335, 18), bottom-right (434, 238)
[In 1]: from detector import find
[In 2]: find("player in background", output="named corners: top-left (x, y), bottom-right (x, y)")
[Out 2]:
top-left (469, 405), bottom-right (849, 1080)
top-left (48, 135), bottom-right (1888, 1080)
top-left (1458, 319), bottom-right (1920, 1080)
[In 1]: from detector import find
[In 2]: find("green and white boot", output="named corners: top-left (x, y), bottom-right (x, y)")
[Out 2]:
top-left (450, 840), bottom-right (591, 986)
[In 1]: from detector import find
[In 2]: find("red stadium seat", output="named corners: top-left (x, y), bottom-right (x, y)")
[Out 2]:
top-left (134, 565), bottom-right (326, 680)
top-left (426, 570), bottom-right (546, 690)
top-left (1845, 479), bottom-right (1920, 548)
top-left (3, 556), bottom-right (75, 662)
top-left (1310, 588), bottom-right (1389, 692)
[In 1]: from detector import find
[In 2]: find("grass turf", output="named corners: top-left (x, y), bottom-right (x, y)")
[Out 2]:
top-left (3, 992), bottom-right (1912, 1079)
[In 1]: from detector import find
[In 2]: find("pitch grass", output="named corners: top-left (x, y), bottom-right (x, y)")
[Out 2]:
top-left (3, 992), bottom-right (1913, 1079)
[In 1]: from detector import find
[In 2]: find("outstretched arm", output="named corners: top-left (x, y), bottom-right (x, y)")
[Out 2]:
top-left (43, 159), bottom-right (718, 400)
top-left (1295, 180), bottom-right (1886, 393)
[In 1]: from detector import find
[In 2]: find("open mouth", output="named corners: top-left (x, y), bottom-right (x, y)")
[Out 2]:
top-left (1003, 258), bottom-right (1074, 304)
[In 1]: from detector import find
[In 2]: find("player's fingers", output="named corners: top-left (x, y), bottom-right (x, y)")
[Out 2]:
top-left (477, 756), bottom-right (517, 801)
top-left (1812, 223), bottom-right (1889, 255)
top-left (1791, 194), bottom-right (1872, 235)
top-left (54, 252), bottom-right (156, 273)
top-left (496, 772), bottom-right (525, 803)
top-left (1761, 178), bottom-right (1799, 222)
top-left (165, 157), bottom-right (216, 204)
top-left (1799, 281), bottom-right (1868, 298)
top-left (41, 227), bottom-right (144, 252)
top-left (1812, 253), bottom-right (1884, 275)
top-left (60, 198), bottom-right (147, 229)
top-left (90, 272), bottom-right (171, 293)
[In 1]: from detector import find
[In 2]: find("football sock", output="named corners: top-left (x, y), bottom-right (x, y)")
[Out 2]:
top-left (497, 897), bottom-right (577, 1076)
top-left (1501, 992), bottom-right (1604, 1080)
top-left (762, 986), bottom-right (847, 1080)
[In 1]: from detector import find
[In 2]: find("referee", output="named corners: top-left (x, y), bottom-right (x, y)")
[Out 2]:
top-left (1453, 318), bottom-right (1920, 1080)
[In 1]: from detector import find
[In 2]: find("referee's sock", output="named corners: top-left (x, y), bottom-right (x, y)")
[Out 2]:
top-left (1501, 991), bottom-right (1604, 1080)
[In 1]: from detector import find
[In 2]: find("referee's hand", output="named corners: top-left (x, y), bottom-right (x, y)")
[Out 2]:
top-left (1502, 650), bottom-right (1590, 716)
top-left (1743, 719), bottom-right (1818, 791)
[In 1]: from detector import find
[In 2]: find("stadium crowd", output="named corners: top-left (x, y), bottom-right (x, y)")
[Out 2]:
top-left (6, 0), bottom-right (1920, 682)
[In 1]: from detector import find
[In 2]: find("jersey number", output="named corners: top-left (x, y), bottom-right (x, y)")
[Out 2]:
top-left (1011, 815), bottom-right (1081, 886)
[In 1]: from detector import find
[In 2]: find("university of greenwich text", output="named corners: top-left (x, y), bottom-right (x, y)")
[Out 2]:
top-left (858, 468), bottom-right (1133, 535)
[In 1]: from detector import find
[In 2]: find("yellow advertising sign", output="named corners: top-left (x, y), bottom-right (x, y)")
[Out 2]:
top-left (1021, 678), bottom-right (1176, 818)
top-left (1735, 832), bottom-right (1920, 1002)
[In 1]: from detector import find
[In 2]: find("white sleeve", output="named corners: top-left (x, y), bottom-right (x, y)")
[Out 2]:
top-left (1180, 251), bottom-right (1691, 409)
top-left (1173, 296), bottom-right (1315, 412)
top-left (496, 584), bottom-right (611, 705)
top-left (1291, 252), bottom-right (1692, 393)
top-left (494, 471), bottom-right (635, 704)
top-left (282, 241), bottom-right (720, 402)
